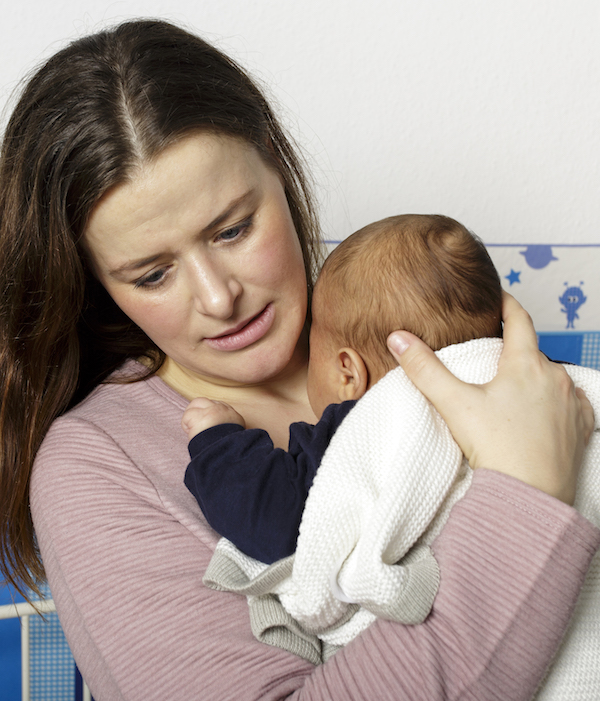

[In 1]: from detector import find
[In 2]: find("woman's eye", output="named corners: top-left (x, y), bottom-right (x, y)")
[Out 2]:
top-left (216, 217), bottom-right (252, 242)
top-left (135, 268), bottom-right (167, 289)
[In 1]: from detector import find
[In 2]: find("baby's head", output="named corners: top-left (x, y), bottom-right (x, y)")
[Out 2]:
top-left (307, 214), bottom-right (502, 417)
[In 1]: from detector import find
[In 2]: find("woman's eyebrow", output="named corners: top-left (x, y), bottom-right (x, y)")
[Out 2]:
top-left (108, 189), bottom-right (257, 277)
top-left (204, 189), bottom-right (256, 231)
top-left (110, 254), bottom-right (163, 277)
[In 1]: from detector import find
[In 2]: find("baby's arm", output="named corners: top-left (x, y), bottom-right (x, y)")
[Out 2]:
top-left (182, 397), bottom-right (245, 440)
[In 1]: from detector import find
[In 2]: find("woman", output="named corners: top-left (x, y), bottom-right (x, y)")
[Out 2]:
top-left (0, 19), bottom-right (597, 700)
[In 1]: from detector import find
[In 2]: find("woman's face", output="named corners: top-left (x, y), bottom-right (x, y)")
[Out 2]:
top-left (84, 134), bottom-right (309, 387)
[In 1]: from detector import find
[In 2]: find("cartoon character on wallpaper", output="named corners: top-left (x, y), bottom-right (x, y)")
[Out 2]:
top-left (559, 282), bottom-right (587, 329)
top-left (520, 245), bottom-right (558, 270)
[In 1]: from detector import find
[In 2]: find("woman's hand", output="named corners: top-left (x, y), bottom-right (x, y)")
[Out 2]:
top-left (387, 293), bottom-right (594, 505)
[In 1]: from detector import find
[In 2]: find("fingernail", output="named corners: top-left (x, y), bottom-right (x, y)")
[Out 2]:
top-left (387, 332), bottom-right (410, 355)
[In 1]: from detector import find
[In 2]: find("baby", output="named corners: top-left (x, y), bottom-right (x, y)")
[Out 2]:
top-left (182, 213), bottom-right (502, 564)
top-left (185, 215), bottom-right (600, 692)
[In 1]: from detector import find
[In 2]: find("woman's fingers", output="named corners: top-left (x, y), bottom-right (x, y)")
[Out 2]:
top-left (387, 330), bottom-right (482, 466)
top-left (387, 309), bottom-right (591, 505)
top-left (387, 330), bottom-right (466, 424)
top-left (499, 292), bottom-right (539, 358)
top-left (576, 387), bottom-right (596, 445)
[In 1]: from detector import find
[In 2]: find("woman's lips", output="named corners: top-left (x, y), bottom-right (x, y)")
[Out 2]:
top-left (204, 304), bottom-right (275, 351)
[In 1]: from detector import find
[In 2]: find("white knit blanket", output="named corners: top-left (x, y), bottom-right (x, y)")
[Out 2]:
top-left (205, 338), bottom-right (600, 695)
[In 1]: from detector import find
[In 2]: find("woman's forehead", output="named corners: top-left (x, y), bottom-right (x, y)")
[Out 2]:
top-left (83, 134), bottom-right (287, 279)
top-left (83, 134), bottom-right (271, 258)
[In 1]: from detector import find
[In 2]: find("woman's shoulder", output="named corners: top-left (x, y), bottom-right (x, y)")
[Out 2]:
top-left (64, 359), bottom-right (187, 424)
top-left (31, 360), bottom-right (219, 565)
top-left (41, 361), bottom-right (187, 455)
top-left (32, 360), bottom-right (203, 532)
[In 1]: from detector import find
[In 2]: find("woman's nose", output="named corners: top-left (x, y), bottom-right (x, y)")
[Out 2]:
top-left (190, 260), bottom-right (241, 319)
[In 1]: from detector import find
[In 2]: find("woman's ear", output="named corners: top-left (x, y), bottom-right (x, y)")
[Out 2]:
top-left (336, 348), bottom-right (368, 402)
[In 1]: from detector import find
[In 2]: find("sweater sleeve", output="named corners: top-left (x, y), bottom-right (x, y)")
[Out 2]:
top-left (184, 401), bottom-right (355, 564)
top-left (31, 418), bottom-right (600, 701)
top-left (185, 424), bottom-right (313, 563)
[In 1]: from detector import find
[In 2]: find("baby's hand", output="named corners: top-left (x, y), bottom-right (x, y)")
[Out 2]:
top-left (182, 397), bottom-right (245, 440)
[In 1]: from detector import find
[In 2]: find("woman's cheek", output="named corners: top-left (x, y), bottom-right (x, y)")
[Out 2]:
top-left (257, 236), bottom-right (306, 292)
top-left (113, 290), bottom-right (184, 343)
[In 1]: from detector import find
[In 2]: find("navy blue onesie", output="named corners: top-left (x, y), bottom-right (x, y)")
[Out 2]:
top-left (184, 400), bottom-right (356, 564)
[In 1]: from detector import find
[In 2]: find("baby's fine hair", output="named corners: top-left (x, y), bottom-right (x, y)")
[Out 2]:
top-left (316, 214), bottom-right (503, 381)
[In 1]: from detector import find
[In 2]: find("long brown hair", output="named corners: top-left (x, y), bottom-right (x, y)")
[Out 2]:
top-left (0, 19), bottom-right (322, 599)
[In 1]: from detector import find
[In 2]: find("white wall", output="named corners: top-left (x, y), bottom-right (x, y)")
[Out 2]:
top-left (1, 0), bottom-right (599, 335)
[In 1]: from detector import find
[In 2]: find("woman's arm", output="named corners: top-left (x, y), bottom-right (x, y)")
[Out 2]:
top-left (31, 411), bottom-right (598, 700)
top-left (299, 469), bottom-right (598, 700)
top-left (30, 295), bottom-right (599, 701)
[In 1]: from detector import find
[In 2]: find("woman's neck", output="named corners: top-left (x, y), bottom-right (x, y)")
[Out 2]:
top-left (156, 339), bottom-right (317, 449)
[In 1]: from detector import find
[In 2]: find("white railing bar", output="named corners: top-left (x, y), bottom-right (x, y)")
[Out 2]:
top-left (0, 599), bottom-right (56, 620)
top-left (21, 611), bottom-right (30, 701)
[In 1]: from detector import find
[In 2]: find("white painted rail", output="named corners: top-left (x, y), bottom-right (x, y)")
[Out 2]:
top-left (0, 599), bottom-right (91, 701)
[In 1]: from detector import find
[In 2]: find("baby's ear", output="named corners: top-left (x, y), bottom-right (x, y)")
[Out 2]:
top-left (336, 348), bottom-right (368, 402)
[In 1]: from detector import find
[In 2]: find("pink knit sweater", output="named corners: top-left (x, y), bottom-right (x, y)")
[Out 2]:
top-left (30, 366), bottom-right (600, 701)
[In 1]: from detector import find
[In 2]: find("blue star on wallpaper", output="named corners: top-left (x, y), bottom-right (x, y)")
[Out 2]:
top-left (505, 269), bottom-right (521, 285)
